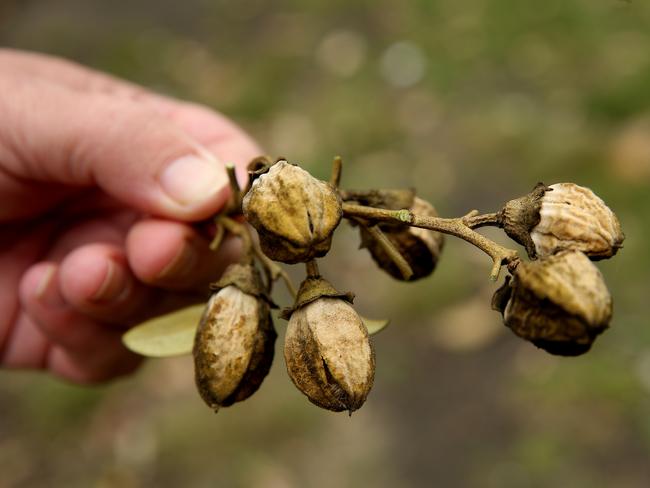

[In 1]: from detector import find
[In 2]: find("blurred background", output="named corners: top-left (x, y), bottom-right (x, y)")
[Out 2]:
top-left (2, 0), bottom-right (650, 486)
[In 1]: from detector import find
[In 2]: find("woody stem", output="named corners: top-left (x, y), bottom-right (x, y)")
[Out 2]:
top-left (225, 164), bottom-right (242, 213)
top-left (342, 203), bottom-right (518, 280)
top-left (305, 260), bottom-right (320, 278)
top-left (217, 216), bottom-right (254, 263)
top-left (465, 212), bottom-right (501, 229)
top-left (253, 246), bottom-right (298, 298)
top-left (329, 156), bottom-right (343, 188)
top-left (242, 225), bottom-right (297, 298)
top-left (216, 216), bottom-right (297, 297)
top-left (355, 219), bottom-right (414, 280)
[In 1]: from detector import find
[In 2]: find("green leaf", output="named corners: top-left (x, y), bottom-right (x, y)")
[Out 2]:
top-left (122, 304), bottom-right (204, 357)
top-left (361, 316), bottom-right (390, 335)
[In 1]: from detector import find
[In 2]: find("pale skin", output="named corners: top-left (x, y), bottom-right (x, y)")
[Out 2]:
top-left (0, 49), bottom-right (260, 383)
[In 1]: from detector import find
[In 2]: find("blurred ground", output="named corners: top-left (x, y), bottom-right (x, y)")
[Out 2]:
top-left (2, 0), bottom-right (650, 486)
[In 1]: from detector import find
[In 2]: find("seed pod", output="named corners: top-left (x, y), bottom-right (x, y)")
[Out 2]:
top-left (282, 277), bottom-right (375, 413)
top-left (242, 160), bottom-right (343, 264)
top-left (340, 188), bottom-right (416, 210)
top-left (499, 182), bottom-right (624, 259)
top-left (193, 263), bottom-right (276, 410)
top-left (244, 155), bottom-right (274, 194)
top-left (360, 197), bottom-right (444, 281)
top-left (491, 250), bottom-right (612, 356)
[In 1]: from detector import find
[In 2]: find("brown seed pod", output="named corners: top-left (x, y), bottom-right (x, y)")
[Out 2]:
top-left (360, 197), bottom-right (444, 281)
top-left (531, 183), bottom-right (624, 259)
top-left (193, 263), bottom-right (276, 411)
top-left (499, 182), bottom-right (624, 259)
top-left (491, 250), bottom-right (612, 356)
top-left (283, 277), bottom-right (375, 413)
top-left (339, 188), bottom-right (416, 210)
top-left (242, 160), bottom-right (343, 263)
top-left (243, 155), bottom-right (274, 194)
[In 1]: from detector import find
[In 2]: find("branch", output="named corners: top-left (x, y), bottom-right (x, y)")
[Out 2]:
top-left (217, 216), bottom-right (254, 262)
top-left (342, 203), bottom-right (518, 280)
top-left (225, 164), bottom-right (242, 213)
top-left (330, 156), bottom-right (343, 188)
top-left (360, 222), bottom-right (414, 280)
top-left (464, 212), bottom-right (500, 229)
top-left (305, 259), bottom-right (320, 278)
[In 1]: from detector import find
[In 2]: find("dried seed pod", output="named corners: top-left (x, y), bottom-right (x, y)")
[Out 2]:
top-left (244, 155), bottom-right (274, 194)
top-left (340, 188), bottom-right (416, 210)
top-left (242, 160), bottom-right (343, 263)
top-left (531, 183), bottom-right (624, 259)
top-left (360, 197), bottom-right (444, 281)
top-left (491, 250), bottom-right (612, 356)
top-left (499, 182), bottom-right (624, 259)
top-left (193, 263), bottom-right (276, 410)
top-left (283, 277), bottom-right (375, 413)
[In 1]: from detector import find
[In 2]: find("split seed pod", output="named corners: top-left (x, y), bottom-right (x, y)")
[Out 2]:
top-left (499, 182), bottom-right (624, 259)
top-left (242, 160), bottom-right (343, 263)
top-left (491, 250), bottom-right (612, 356)
top-left (282, 277), bottom-right (375, 413)
top-left (360, 197), bottom-right (444, 281)
top-left (193, 263), bottom-right (276, 411)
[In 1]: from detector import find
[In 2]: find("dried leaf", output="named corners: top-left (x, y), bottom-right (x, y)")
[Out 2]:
top-left (361, 316), bottom-right (390, 335)
top-left (122, 304), bottom-right (204, 357)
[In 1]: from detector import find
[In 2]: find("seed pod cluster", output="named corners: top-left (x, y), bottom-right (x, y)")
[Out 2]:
top-left (184, 159), bottom-right (626, 412)
top-left (492, 182), bottom-right (625, 355)
top-left (122, 155), bottom-right (626, 415)
top-left (193, 263), bottom-right (276, 411)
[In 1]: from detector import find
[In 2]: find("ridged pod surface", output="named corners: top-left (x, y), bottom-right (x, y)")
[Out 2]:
top-left (530, 183), bottom-right (624, 259)
top-left (492, 250), bottom-right (612, 356)
top-left (284, 297), bottom-right (375, 413)
top-left (193, 265), bottom-right (276, 410)
top-left (242, 160), bottom-right (342, 263)
top-left (361, 197), bottom-right (444, 281)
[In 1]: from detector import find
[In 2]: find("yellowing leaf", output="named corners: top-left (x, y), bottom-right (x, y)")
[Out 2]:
top-left (122, 304), bottom-right (204, 357)
top-left (361, 316), bottom-right (390, 335)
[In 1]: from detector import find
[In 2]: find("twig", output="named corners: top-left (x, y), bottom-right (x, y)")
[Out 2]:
top-left (342, 203), bottom-right (519, 281)
top-left (330, 156), bottom-right (343, 188)
top-left (217, 216), bottom-right (298, 297)
top-left (360, 223), bottom-right (414, 280)
top-left (306, 260), bottom-right (320, 278)
top-left (464, 212), bottom-right (500, 229)
top-left (217, 216), bottom-right (254, 262)
top-left (254, 246), bottom-right (297, 298)
top-left (209, 222), bottom-right (225, 251)
top-left (225, 164), bottom-right (241, 212)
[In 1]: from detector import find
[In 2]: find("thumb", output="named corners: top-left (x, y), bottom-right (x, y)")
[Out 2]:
top-left (0, 75), bottom-right (257, 221)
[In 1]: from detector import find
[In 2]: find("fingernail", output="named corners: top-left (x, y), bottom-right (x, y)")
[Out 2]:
top-left (35, 264), bottom-right (66, 308)
top-left (91, 259), bottom-right (129, 303)
top-left (159, 155), bottom-right (227, 206)
top-left (156, 238), bottom-right (199, 280)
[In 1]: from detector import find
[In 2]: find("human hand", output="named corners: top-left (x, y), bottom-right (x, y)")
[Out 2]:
top-left (0, 49), bottom-right (260, 383)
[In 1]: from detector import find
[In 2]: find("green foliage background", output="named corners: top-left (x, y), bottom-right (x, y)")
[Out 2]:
top-left (2, 0), bottom-right (650, 486)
